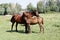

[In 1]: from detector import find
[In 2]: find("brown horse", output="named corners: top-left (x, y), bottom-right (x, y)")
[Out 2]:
top-left (10, 11), bottom-right (39, 33)
top-left (24, 16), bottom-right (44, 33)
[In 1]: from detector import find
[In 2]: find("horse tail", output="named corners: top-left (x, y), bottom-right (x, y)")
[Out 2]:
top-left (42, 18), bottom-right (44, 24)
top-left (10, 15), bottom-right (15, 23)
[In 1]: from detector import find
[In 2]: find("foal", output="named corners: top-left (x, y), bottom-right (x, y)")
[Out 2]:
top-left (24, 16), bottom-right (44, 33)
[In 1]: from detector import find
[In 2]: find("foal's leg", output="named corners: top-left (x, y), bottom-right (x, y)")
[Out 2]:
top-left (39, 23), bottom-right (41, 33)
top-left (16, 22), bottom-right (18, 32)
top-left (39, 23), bottom-right (44, 33)
top-left (40, 24), bottom-right (44, 33)
top-left (11, 22), bottom-right (15, 31)
top-left (42, 24), bottom-right (44, 33)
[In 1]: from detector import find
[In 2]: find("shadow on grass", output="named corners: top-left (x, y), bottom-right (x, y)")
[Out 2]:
top-left (6, 30), bottom-right (38, 34)
top-left (53, 24), bottom-right (60, 27)
top-left (32, 31), bottom-right (39, 33)
top-left (6, 30), bottom-right (25, 34)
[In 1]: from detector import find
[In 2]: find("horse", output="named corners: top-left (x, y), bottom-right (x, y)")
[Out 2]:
top-left (10, 10), bottom-right (39, 33)
top-left (24, 16), bottom-right (44, 33)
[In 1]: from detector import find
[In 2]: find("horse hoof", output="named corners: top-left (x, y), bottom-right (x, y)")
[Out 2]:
top-left (16, 30), bottom-right (18, 32)
top-left (28, 31), bottom-right (32, 33)
top-left (25, 31), bottom-right (28, 33)
top-left (28, 32), bottom-right (32, 33)
top-left (25, 31), bottom-right (32, 33)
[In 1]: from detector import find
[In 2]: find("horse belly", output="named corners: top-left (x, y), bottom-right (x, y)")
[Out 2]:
top-left (19, 22), bottom-right (25, 24)
top-left (30, 22), bottom-right (38, 25)
top-left (31, 19), bottom-right (38, 24)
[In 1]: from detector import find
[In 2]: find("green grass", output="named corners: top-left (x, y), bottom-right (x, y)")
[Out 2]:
top-left (0, 12), bottom-right (60, 40)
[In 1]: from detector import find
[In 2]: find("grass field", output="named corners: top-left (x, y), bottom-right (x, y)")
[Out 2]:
top-left (0, 12), bottom-right (60, 40)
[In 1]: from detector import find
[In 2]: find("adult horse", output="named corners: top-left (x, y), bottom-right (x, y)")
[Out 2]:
top-left (10, 10), bottom-right (39, 33)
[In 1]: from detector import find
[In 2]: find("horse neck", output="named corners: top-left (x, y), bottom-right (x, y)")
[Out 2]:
top-left (29, 12), bottom-right (35, 18)
top-left (27, 13), bottom-right (36, 19)
top-left (25, 12), bottom-right (33, 18)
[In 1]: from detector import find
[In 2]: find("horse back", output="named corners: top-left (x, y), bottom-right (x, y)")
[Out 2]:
top-left (10, 14), bottom-right (23, 23)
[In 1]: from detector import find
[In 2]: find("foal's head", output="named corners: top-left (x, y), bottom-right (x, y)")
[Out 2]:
top-left (22, 10), bottom-right (39, 18)
top-left (31, 10), bottom-right (39, 17)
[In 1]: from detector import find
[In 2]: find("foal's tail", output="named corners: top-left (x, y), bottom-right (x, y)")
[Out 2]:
top-left (10, 15), bottom-right (15, 23)
top-left (42, 18), bottom-right (44, 24)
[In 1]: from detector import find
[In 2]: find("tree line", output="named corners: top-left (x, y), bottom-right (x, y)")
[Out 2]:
top-left (0, 0), bottom-right (60, 15)
top-left (0, 3), bottom-right (21, 15)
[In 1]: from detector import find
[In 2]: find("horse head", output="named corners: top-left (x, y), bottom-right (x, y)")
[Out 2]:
top-left (32, 10), bottom-right (39, 17)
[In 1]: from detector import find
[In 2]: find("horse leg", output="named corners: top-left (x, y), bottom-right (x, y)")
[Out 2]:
top-left (39, 23), bottom-right (41, 33)
top-left (25, 24), bottom-right (28, 33)
top-left (42, 24), bottom-right (44, 33)
top-left (27, 24), bottom-right (31, 33)
top-left (11, 22), bottom-right (15, 31)
top-left (25, 23), bottom-right (31, 33)
top-left (16, 22), bottom-right (18, 32)
top-left (39, 23), bottom-right (44, 33)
